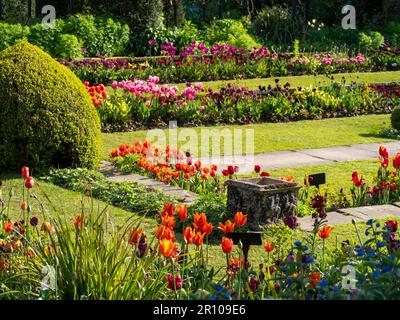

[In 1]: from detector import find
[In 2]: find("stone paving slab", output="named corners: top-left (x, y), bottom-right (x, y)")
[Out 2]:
top-left (298, 211), bottom-right (365, 231)
top-left (297, 146), bottom-right (376, 162)
top-left (351, 141), bottom-right (400, 155)
top-left (338, 204), bottom-right (400, 220)
top-left (298, 204), bottom-right (400, 231)
top-left (196, 141), bottom-right (400, 174)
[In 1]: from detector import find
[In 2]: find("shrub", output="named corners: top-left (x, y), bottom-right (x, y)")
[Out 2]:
top-left (391, 107), bottom-right (400, 131)
top-left (0, 42), bottom-right (102, 170)
top-left (63, 14), bottom-right (130, 57)
top-left (359, 31), bottom-right (385, 50)
top-left (54, 34), bottom-right (83, 60)
top-left (28, 19), bottom-right (66, 55)
top-left (202, 19), bottom-right (259, 50)
top-left (251, 6), bottom-right (302, 47)
top-left (0, 22), bottom-right (30, 51)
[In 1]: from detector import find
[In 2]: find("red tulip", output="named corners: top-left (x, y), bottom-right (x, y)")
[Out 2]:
top-left (393, 152), bottom-right (400, 169)
top-left (352, 171), bottom-right (365, 187)
top-left (21, 167), bottom-right (29, 179)
top-left (254, 165), bottom-right (261, 173)
top-left (25, 176), bottom-right (34, 189)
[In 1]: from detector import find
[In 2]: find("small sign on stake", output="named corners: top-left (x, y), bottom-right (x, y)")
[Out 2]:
top-left (307, 173), bottom-right (326, 188)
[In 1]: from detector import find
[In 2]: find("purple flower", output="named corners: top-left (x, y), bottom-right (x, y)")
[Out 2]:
top-left (283, 215), bottom-right (298, 230)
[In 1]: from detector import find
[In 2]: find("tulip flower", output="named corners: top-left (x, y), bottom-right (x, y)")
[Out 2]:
top-left (318, 225), bottom-right (334, 239)
top-left (129, 228), bottom-right (143, 246)
top-left (161, 215), bottom-right (176, 229)
top-left (176, 204), bottom-right (188, 221)
top-left (159, 238), bottom-right (176, 258)
top-left (393, 152), bottom-right (400, 169)
top-left (254, 165), bottom-right (261, 173)
top-left (202, 222), bottom-right (214, 235)
top-left (21, 166), bottom-right (29, 179)
top-left (166, 274), bottom-right (182, 290)
top-left (3, 221), bottom-right (13, 234)
top-left (218, 220), bottom-right (235, 233)
top-left (234, 212), bottom-right (247, 228)
top-left (155, 225), bottom-right (175, 241)
top-left (264, 240), bottom-right (274, 253)
top-left (193, 212), bottom-right (207, 231)
top-left (193, 232), bottom-right (205, 247)
top-left (183, 227), bottom-right (195, 244)
top-left (309, 272), bottom-right (321, 288)
top-left (72, 215), bottom-right (83, 231)
top-left (385, 220), bottom-right (398, 232)
top-left (352, 171), bottom-right (365, 187)
top-left (30, 216), bottom-right (39, 227)
top-left (162, 203), bottom-right (175, 217)
top-left (221, 236), bottom-right (234, 254)
top-left (25, 176), bottom-right (34, 189)
top-left (21, 201), bottom-right (27, 211)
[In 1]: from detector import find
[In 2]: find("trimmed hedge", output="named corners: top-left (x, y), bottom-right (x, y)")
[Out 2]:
top-left (0, 42), bottom-right (102, 170)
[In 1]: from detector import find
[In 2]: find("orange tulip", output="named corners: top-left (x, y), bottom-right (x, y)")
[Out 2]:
top-left (193, 212), bottom-right (207, 231)
top-left (202, 222), bottom-right (214, 235)
top-left (234, 212), bottom-right (247, 228)
top-left (221, 236), bottom-right (234, 254)
top-left (161, 215), bottom-right (176, 229)
top-left (318, 225), bottom-right (334, 239)
top-left (72, 215), bottom-right (83, 230)
top-left (176, 204), bottom-right (188, 221)
top-left (162, 203), bottom-right (175, 217)
top-left (3, 221), bottom-right (13, 234)
top-left (159, 239), bottom-right (176, 258)
top-left (218, 220), bottom-right (235, 233)
top-left (193, 232), bottom-right (206, 247)
top-left (21, 201), bottom-right (27, 211)
top-left (183, 227), bottom-right (195, 244)
top-left (264, 240), bottom-right (274, 253)
top-left (155, 225), bottom-right (175, 241)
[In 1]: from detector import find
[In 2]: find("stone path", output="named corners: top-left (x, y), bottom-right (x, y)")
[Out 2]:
top-left (99, 161), bottom-right (199, 205)
top-left (196, 141), bottom-right (400, 173)
top-left (298, 203), bottom-right (400, 231)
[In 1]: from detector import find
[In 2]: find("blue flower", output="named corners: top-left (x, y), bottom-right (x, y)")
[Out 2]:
top-left (367, 219), bottom-right (373, 225)
top-left (383, 265), bottom-right (391, 272)
top-left (376, 241), bottom-right (386, 248)
top-left (376, 223), bottom-right (381, 228)
top-left (333, 286), bottom-right (339, 293)
top-left (224, 293), bottom-right (231, 299)
top-left (365, 231), bottom-right (370, 236)
top-left (303, 246), bottom-right (309, 251)
top-left (216, 284), bottom-right (223, 292)
top-left (294, 241), bottom-right (302, 246)
top-left (372, 270), bottom-right (381, 276)
top-left (320, 280), bottom-right (328, 287)
top-left (288, 249), bottom-right (294, 255)
top-left (305, 257), bottom-right (314, 263)
top-left (282, 267), bottom-right (288, 273)
top-left (355, 248), bottom-right (365, 256)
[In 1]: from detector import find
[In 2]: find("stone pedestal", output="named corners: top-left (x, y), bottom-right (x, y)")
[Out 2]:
top-left (226, 177), bottom-right (301, 231)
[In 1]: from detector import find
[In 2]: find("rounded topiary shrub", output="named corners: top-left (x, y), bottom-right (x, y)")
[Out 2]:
top-left (0, 41), bottom-right (102, 170)
top-left (391, 107), bottom-right (400, 131)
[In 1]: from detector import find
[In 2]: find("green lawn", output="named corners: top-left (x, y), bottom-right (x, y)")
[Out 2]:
top-left (173, 70), bottom-right (400, 91)
top-left (102, 114), bottom-right (394, 158)
top-left (1, 174), bottom-right (156, 231)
